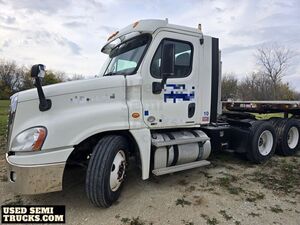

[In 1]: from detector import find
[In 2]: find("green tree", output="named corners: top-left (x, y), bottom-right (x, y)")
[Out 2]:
top-left (221, 73), bottom-right (238, 100)
top-left (42, 70), bottom-right (65, 85)
top-left (0, 59), bottom-right (26, 99)
top-left (237, 72), bottom-right (298, 101)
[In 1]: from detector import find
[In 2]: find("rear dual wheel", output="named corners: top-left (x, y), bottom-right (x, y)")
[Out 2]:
top-left (246, 121), bottom-right (277, 163)
top-left (271, 118), bottom-right (300, 156)
top-left (246, 119), bottom-right (300, 163)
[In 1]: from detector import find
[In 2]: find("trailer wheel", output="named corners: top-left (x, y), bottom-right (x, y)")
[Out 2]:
top-left (86, 135), bottom-right (129, 208)
top-left (247, 121), bottom-right (276, 163)
top-left (275, 119), bottom-right (300, 156)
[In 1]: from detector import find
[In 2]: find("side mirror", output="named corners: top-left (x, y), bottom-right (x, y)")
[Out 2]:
top-left (31, 64), bottom-right (46, 78)
top-left (30, 64), bottom-right (51, 111)
top-left (161, 43), bottom-right (175, 77)
top-left (152, 43), bottom-right (175, 94)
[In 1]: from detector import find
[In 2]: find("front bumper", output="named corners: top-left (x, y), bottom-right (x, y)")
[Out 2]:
top-left (6, 158), bottom-right (65, 195)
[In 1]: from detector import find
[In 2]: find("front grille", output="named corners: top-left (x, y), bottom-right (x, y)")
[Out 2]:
top-left (6, 98), bottom-right (17, 151)
top-left (6, 107), bottom-right (13, 150)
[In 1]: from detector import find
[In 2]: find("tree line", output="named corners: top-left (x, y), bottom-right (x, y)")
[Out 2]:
top-left (0, 59), bottom-right (84, 99)
top-left (0, 43), bottom-right (299, 100)
top-left (222, 43), bottom-right (299, 101)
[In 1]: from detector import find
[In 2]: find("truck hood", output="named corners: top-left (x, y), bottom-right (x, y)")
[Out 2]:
top-left (17, 75), bottom-right (126, 102)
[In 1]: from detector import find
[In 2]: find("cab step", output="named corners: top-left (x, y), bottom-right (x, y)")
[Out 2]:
top-left (152, 160), bottom-right (210, 176)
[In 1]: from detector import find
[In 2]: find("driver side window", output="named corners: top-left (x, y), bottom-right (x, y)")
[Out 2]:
top-left (150, 39), bottom-right (193, 78)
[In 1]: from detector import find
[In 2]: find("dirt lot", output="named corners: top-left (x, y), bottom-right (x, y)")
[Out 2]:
top-left (1, 140), bottom-right (300, 225)
top-left (1, 100), bottom-right (299, 225)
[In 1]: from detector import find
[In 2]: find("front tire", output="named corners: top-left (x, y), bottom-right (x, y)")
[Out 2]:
top-left (86, 135), bottom-right (129, 208)
top-left (246, 121), bottom-right (277, 163)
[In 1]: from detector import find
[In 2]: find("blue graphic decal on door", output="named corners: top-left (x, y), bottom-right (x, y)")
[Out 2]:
top-left (163, 84), bottom-right (195, 103)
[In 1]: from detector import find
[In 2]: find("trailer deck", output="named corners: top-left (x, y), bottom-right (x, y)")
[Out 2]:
top-left (223, 101), bottom-right (300, 115)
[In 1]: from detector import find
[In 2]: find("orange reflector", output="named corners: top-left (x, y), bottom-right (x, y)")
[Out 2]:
top-left (133, 21), bottom-right (139, 28)
top-left (107, 31), bottom-right (119, 41)
top-left (32, 128), bottom-right (47, 151)
top-left (132, 112), bottom-right (140, 118)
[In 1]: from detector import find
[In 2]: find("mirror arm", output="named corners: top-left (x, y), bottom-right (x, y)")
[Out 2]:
top-left (161, 73), bottom-right (173, 85)
top-left (34, 77), bottom-right (52, 111)
top-left (152, 73), bottom-right (173, 94)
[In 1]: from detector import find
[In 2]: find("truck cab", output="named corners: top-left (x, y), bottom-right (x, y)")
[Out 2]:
top-left (6, 19), bottom-right (300, 208)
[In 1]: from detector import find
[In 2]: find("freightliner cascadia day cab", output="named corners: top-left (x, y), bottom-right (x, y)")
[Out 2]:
top-left (6, 19), bottom-right (300, 207)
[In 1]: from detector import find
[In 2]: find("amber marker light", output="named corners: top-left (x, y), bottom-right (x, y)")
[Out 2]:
top-left (132, 112), bottom-right (140, 118)
top-left (32, 128), bottom-right (47, 151)
top-left (107, 31), bottom-right (119, 41)
top-left (133, 21), bottom-right (139, 28)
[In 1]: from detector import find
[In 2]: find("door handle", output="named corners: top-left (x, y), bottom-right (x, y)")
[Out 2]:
top-left (188, 103), bottom-right (195, 118)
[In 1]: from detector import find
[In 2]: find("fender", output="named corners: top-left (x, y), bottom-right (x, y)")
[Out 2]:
top-left (130, 128), bottom-right (151, 180)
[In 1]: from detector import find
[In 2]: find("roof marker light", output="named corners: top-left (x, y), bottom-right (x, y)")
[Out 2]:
top-left (133, 21), bottom-right (139, 28)
top-left (198, 24), bottom-right (202, 31)
top-left (107, 31), bottom-right (119, 41)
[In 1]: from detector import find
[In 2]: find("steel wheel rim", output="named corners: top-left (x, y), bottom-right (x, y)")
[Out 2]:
top-left (258, 130), bottom-right (273, 156)
top-left (287, 126), bottom-right (299, 149)
top-left (110, 150), bottom-right (126, 192)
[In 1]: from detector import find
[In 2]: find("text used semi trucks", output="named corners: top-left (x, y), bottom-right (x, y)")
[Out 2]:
top-left (6, 19), bottom-right (300, 207)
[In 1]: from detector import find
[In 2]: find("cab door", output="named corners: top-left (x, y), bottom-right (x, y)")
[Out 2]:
top-left (141, 31), bottom-right (201, 128)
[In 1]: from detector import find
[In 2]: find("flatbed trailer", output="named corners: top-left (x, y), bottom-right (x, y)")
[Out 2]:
top-left (208, 101), bottom-right (300, 165)
top-left (223, 101), bottom-right (300, 116)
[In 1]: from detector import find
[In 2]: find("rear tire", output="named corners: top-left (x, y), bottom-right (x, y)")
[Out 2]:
top-left (86, 135), bottom-right (129, 208)
top-left (273, 119), bottom-right (300, 156)
top-left (246, 121), bottom-right (277, 163)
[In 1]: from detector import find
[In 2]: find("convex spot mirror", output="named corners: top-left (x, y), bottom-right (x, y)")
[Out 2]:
top-left (31, 64), bottom-right (46, 78)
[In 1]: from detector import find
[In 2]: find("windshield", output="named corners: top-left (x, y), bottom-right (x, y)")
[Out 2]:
top-left (104, 34), bottom-right (151, 76)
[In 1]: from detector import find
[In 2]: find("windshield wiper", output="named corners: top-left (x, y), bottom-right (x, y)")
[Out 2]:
top-left (103, 72), bottom-right (118, 76)
top-left (103, 72), bottom-right (126, 76)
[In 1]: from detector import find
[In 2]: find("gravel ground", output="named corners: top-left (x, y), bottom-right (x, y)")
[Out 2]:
top-left (1, 146), bottom-right (300, 225)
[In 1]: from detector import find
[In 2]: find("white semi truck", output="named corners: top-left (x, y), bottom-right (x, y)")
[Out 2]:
top-left (6, 19), bottom-right (300, 208)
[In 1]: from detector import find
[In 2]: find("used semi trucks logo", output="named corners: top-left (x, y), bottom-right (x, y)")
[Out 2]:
top-left (163, 84), bottom-right (195, 103)
top-left (1, 206), bottom-right (65, 224)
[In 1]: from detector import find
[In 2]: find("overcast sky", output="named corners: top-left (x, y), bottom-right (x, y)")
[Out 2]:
top-left (0, 0), bottom-right (299, 89)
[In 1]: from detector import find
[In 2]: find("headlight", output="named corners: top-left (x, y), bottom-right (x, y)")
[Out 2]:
top-left (11, 127), bottom-right (47, 152)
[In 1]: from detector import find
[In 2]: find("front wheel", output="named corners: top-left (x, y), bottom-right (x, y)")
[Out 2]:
top-left (86, 135), bottom-right (129, 208)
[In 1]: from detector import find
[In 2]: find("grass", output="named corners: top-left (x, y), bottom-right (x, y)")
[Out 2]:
top-left (176, 197), bottom-right (191, 207)
top-left (249, 157), bottom-right (300, 195)
top-left (214, 175), bottom-right (245, 195)
top-left (248, 212), bottom-right (260, 217)
top-left (245, 191), bottom-right (265, 202)
top-left (120, 217), bottom-right (153, 225)
top-left (219, 210), bottom-right (232, 221)
top-left (270, 205), bottom-right (284, 214)
top-left (253, 113), bottom-right (284, 120)
top-left (0, 100), bottom-right (9, 137)
top-left (201, 214), bottom-right (219, 225)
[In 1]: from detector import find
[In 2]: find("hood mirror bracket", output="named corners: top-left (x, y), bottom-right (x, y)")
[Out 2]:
top-left (30, 64), bottom-right (52, 112)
